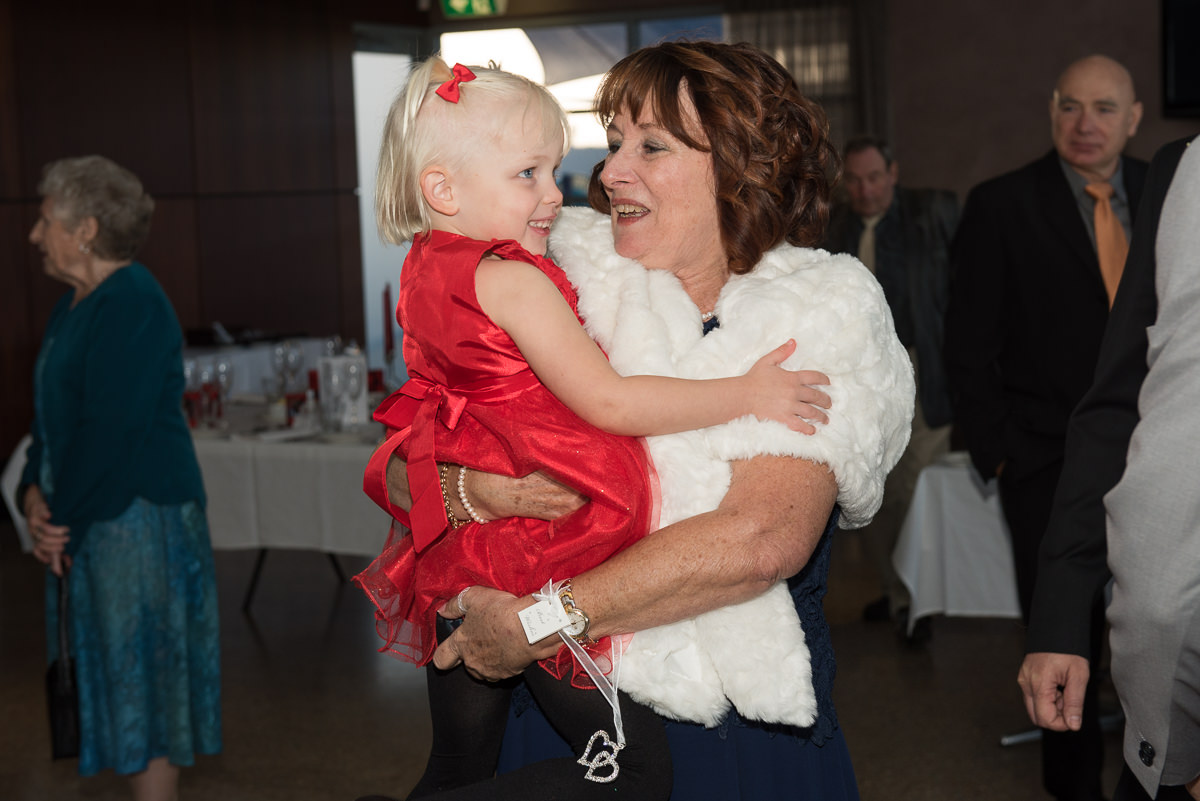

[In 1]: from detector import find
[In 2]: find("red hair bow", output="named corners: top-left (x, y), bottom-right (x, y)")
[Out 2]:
top-left (435, 63), bottom-right (476, 103)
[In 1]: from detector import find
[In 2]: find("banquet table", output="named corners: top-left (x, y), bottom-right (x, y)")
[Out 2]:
top-left (2, 435), bottom-right (33, 551)
top-left (193, 424), bottom-right (391, 609)
top-left (4, 423), bottom-right (392, 604)
top-left (892, 451), bottom-right (1022, 634)
top-left (3, 412), bottom-right (390, 559)
top-left (192, 431), bottom-right (388, 558)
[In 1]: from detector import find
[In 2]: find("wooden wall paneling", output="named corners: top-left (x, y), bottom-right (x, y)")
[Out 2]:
top-left (0, 0), bottom-right (22, 198)
top-left (195, 194), bottom-right (342, 338)
top-left (188, 0), bottom-right (338, 194)
top-left (335, 192), bottom-right (364, 345)
top-left (328, 9), bottom-right (365, 345)
top-left (11, 0), bottom-right (195, 196)
top-left (0, 203), bottom-right (35, 457)
top-left (888, 0), bottom-right (1199, 200)
top-left (140, 197), bottom-right (202, 331)
top-left (328, 11), bottom-right (360, 192)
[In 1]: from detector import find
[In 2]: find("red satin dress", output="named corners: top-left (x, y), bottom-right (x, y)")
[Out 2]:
top-left (354, 231), bottom-right (657, 682)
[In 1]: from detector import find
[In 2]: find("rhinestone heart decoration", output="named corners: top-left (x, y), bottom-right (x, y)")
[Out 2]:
top-left (577, 729), bottom-right (624, 783)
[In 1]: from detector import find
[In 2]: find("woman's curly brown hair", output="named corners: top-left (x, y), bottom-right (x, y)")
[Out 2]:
top-left (588, 41), bottom-right (841, 275)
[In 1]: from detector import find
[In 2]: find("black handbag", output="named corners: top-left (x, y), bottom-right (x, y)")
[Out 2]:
top-left (45, 570), bottom-right (80, 760)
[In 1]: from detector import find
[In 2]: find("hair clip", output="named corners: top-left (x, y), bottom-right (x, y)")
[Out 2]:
top-left (436, 63), bottom-right (477, 103)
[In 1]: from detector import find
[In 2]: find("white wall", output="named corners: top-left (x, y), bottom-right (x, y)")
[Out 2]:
top-left (353, 51), bottom-right (412, 387)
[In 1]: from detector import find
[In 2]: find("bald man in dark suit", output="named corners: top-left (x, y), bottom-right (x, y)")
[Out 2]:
top-left (946, 55), bottom-right (1148, 801)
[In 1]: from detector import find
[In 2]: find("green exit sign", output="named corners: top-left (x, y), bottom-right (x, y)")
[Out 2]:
top-left (440, 0), bottom-right (507, 17)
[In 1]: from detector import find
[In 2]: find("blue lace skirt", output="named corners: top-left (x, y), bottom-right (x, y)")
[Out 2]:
top-left (44, 497), bottom-right (223, 776)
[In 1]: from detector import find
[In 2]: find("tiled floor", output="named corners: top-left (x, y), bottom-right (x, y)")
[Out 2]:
top-left (0, 522), bottom-right (1123, 800)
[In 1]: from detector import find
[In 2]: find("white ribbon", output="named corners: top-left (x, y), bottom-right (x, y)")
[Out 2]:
top-left (534, 579), bottom-right (626, 782)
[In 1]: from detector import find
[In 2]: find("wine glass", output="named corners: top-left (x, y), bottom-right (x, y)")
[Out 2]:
top-left (182, 357), bottom-right (199, 426)
top-left (215, 357), bottom-right (235, 429)
top-left (345, 360), bottom-right (363, 427)
top-left (183, 357), bottom-right (198, 392)
top-left (197, 359), bottom-right (216, 427)
top-left (270, 342), bottom-right (288, 398)
top-left (321, 359), bottom-right (345, 431)
top-left (284, 341), bottom-right (303, 394)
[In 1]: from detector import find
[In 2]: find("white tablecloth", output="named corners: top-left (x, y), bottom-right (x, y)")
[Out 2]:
top-left (193, 434), bottom-right (391, 557)
top-left (4, 428), bottom-right (391, 559)
top-left (3, 435), bottom-right (33, 551)
top-left (893, 452), bottom-right (1022, 632)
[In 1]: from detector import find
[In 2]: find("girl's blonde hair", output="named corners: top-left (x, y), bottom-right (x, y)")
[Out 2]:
top-left (376, 55), bottom-right (570, 244)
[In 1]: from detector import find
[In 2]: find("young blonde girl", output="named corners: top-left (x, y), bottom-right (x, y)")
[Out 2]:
top-left (354, 56), bottom-right (826, 801)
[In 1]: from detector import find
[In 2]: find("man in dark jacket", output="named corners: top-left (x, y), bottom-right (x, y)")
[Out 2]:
top-left (946, 54), bottom-right (1147, 801)
top-left (823, 137), bottom-right (958, 635)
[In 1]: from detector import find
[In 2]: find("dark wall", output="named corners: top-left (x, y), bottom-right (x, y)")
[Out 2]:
top-left (6, 0), bottom-right (1190, 462)
top-left (889, 0), bottom-right (1198, 199)
top-left (0, 0), bottom-right (431, 459)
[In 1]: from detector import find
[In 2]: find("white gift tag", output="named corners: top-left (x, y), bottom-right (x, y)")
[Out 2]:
top-left (518, 596), bottom-right (570, 644)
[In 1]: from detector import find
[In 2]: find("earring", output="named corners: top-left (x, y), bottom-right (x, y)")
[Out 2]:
top-left (79, 243), bottom-right (90, 254)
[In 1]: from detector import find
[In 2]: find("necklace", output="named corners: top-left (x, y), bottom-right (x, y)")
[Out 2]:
top-left (700, 310), bottom-right (716, 322)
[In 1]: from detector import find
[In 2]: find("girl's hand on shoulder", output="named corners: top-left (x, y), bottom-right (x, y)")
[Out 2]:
top-left (743, 340), bottom-right (832, 434)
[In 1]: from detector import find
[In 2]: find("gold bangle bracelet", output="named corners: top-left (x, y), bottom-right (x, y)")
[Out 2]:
top-left (439, 463), bottom-right (466, 529)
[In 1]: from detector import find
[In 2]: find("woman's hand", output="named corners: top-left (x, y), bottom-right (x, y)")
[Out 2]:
top-left (742, 340), bottom-right (832, 433)
top-left (432, 586), bottom-right (560, 680)
top-left (24, 486), bottom-right (71, 577)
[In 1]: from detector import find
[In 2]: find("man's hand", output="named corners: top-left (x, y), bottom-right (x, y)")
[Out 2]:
top-left (432, 586), bottom-right (560, 681)
top-left (1018, 651), bottom-right (1090, 731)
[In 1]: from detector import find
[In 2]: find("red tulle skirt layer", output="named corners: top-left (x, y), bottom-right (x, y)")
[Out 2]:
top-left (353, 382), bottom-right (657, 688)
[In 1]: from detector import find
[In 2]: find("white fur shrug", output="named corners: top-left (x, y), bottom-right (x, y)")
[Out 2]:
top-left (548, 208), bottom-right (914, 728)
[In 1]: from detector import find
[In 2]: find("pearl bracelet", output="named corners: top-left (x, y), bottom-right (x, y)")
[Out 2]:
top-left (457, 466), bottom-right (487, 525)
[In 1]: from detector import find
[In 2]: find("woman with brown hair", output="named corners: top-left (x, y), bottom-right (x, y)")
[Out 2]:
top-left (368, 41), bottom-right (913, 801)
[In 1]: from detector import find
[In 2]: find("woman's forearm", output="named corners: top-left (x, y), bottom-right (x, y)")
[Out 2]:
top-left (382, 450), bottom-right (586, 522)
top-left (434, 455), bottom-right (838, 679)
top-left (385, 453), bottom-right (413, 511)
top-left (572, 455), bottom-right (837, 638)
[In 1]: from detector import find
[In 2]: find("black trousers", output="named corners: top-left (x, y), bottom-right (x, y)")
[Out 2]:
top-left (1114, 764), bottom-right (1195, 801)
top-left (406, 617), bottom-right (672, 801)
top-left (1000, 460), bottom-right (1106, 801)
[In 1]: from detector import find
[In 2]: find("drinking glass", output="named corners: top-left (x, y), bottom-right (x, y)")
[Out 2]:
top-left (345, 360), bottom-right (363, 427)
top-left (321, 360), bottom-right (345, 431)
top-left (183, 357), bottom-right (198, 392)
top-left (215, 357), bottom-right (235, 429)
top-left (270, 343), bottom-right (288, 397)
top-left (197, 360), bottom-right (216, 427)
top-left (284, 341), bottom-right (303, 394)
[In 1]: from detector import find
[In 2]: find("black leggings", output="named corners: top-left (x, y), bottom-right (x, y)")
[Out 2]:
top-left (406, 622), bottom-right (672, 800)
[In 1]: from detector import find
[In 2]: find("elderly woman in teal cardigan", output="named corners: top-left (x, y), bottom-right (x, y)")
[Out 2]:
top-left (18, 155), bottom-right (221, 801)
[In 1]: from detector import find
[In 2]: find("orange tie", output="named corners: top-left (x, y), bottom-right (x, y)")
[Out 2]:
top-left (1085, 181), bottom-right (1128, 307)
